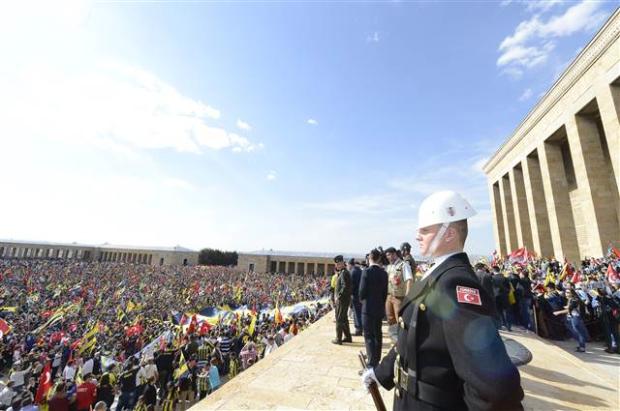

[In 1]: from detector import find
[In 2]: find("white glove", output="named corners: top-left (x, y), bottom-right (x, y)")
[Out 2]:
top-left (361, 367), bottom-right (378, 391)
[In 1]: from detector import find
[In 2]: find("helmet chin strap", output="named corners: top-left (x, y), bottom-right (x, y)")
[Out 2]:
top-left (424, 223), bottom-right (449, 263)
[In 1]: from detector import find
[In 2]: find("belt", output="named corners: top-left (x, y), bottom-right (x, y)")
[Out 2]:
top-left (395, 363), bottom-right (461, 409)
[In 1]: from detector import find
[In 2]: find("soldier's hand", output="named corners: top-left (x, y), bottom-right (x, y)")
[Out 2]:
top-left (361, 367), bottom-right (378, 391)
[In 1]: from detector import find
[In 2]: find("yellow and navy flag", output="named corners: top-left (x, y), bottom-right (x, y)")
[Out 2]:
top-left (117, 308), bottom-right (127, 323)
top-left (0, 306), bottom-right (17, 313)
top-left (174, 352), bottom-right (188, 380)
top-left (248, 313), bottom-right (257, 336)
top-left (126, 301), bottom-right (136, 313)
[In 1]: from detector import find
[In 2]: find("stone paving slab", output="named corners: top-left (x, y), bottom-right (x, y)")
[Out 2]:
top-left (193, 313), bottom-right (619, 410)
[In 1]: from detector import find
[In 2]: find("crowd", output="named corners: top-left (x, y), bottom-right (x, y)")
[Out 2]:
top-left (0, 259), bottom-right (331, 411)
top-left (474, 247), bottom-right (620, 354)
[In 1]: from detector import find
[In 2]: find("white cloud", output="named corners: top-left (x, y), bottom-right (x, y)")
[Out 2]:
top-left (0, 60), bottom-right (265, 154)
top-left (525, 0), bottom-right (564, 13)
top-left (236, 119), bottom-right (252, 131)
top-left (497, 1), bottom-right (610, 74)
top-left (306, 118), bottom-right (319, 126)
top-left (519, 88), bottom-right (534, 101)
top-left (367, 31), bottom-right (380, 43)
top-left (266, 171), bottom-right (277, 181)
top-left (162, 178), bottom-right (195, 191)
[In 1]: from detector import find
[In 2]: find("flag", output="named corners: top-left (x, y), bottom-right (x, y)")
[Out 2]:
top-left (35, 361), bottom-right (52, 404)
top-left (174, 352), bottom-right (188, 380)
top-left (571, 269), bottom-right (581, 284)
top-left (117, 308), bottom-right (127, 323)
top-left (559, 258), bottom-right (572, 282)
top-left (234, 286), bottom-right (243, 304)
top-left (79, 336), bottom-right (97, 355)
top-left (608, 244), bottom-right (620, 259)
top-left (126, 301), bottom-right (136, 313)
top-left (248, 313), bottom-right (257, 336)
top-left (0, 306), bottom-right (17, 313)
top-left (607, 264), bottom-right (620, 283)
top-left (188, 315), bottom-right (197, 334)
top-left (199, 321), bottom-right (211, 336)
top-left (543, 268), bottom-right (555, 287)
top-left (274, 302), bottom-right (283, 325)
top-left (0, 318), bottom-right (12, 335)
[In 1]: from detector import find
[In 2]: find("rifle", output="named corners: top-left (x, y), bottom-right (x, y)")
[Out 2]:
top-left (359, 351), bottom-right (387, 411)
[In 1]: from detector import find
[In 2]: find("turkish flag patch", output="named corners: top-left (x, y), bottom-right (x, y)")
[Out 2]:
top-left (456, 286), bottom-right (482, 306)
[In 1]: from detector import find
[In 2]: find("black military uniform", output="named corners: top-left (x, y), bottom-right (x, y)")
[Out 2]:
top-left (374, 253), bottom-right (523, 410)
top-left (332, 255), bottom-right (352, 344)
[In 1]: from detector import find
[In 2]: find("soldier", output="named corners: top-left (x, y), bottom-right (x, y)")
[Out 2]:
top-left (332, 255), bottom-right (353, 345)
top-left (400, 242), bottom-right (418, 284)
top-left (385, 247), bottom-right (414, 341)
top-left (362, 191), bottom-right (523, 410)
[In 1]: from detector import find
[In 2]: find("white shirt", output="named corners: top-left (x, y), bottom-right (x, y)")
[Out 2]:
top-left (0, 386), bottom-right (15, 406)
top-left (82, 359), bottom-right (94, 376)
top-left (62, 365), bottom-right (76, 381)
top-left (9, 368), bottom-right (30, 388)
top-left (421, 252), bottom-right (462, 280)
top-left (143, 364), bottom-right (158, 381)
top-left (396, 259), bottom-right (414, 282)
top-left (264, 342), bottom-right (278, 356)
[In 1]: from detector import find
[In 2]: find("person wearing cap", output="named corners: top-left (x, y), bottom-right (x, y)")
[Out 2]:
top-left (384, 247), bottom-right (414, 341)
top-left (400, 242), bottom-right (418, 282)
top-left (332, 255), bottom-right (353, 345)
top-left (347, 258), bottom-right (363, 336)
top-left (362, 190), bottom-right (523, 410)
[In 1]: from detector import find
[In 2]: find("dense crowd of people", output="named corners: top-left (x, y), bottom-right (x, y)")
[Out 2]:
top-left (2, 246), bottom-right (619, 411)
top-left (0, 260), bottom-right (331, 411)
top-left (474, 249), bottom-right (620, 354)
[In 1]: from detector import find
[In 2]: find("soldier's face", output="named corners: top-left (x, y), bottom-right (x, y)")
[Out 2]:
top-left (416, 224), bottom-right (439, 256)
top-left (386, 252), bottom-right (397, 264)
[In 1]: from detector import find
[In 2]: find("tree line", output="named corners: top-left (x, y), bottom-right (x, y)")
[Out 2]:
top-left (198, 248), bottom-right (238, 266)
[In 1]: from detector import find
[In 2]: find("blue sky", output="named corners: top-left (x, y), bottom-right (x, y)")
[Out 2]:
top-left (1, 0), bottom-right (616, 255)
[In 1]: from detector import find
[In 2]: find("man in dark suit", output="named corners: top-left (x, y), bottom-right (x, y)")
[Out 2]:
top-left (363, 191), bottom-right (523, 411)
top-left (332, 255), bottom-right (352, 345)
top-left (348, 258), bottom-right (364, 336)
top-left (359, 249), bottom-right (388, 367)
top-left (474, 262), bottom-right (494, 302)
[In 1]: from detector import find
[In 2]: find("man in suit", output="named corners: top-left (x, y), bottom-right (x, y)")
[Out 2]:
top-left (474, 262), bottom-right (494, 303)
top-left (348, 258), bottom-right (364, 336)
top-left (363, 191), bottom-right (523, 411)
top-left (359, 249), bottom-right (388, 368)
top-left (332, 255), bottom-right (353, 345)
top-left (492, 265), bottom-right (512, 331)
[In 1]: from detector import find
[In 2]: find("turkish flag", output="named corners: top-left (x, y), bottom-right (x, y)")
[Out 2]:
top-left (35, 361), bottom-right (52, 404)
top-left (199, 321), bottom-right (211, 336)
top-left (607, 264), bottom-right (619, 283)
top-left (456, 286), bottom-right (482, 306)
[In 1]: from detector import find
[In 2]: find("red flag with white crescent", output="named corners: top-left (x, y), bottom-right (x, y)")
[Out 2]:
top-left (35, 361), bottom-right (52, 404)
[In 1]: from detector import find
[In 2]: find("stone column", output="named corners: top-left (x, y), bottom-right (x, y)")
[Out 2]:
top-left (538, 141), bottom-right (580, 261)
top-left (499, 175), bottom-right (517, 253)
top-left (522, 155), bottom-right (554, 257)
top-left (596, 83), bottom-right (620, 234)
top-left (489, 182), bottom-right (507, 256)
top-left (566, 111), bottom-right (620, 257)
top-left (509, 167), bottom-right (534, 250)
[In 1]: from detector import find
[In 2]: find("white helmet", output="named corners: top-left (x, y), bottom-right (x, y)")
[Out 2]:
top-left (418, 190), bottom-right (476, 230)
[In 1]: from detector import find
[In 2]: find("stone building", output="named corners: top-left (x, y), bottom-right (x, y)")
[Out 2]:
top-left (237, 250), bottom-right (365, 275)
top-left (0, 239), bottom-right (198, 265)
top-left (483, 10), bottom-right (620, 261)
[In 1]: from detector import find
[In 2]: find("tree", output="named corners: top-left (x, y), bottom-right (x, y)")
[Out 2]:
top-left (198, 248), bottom-right (238, 266)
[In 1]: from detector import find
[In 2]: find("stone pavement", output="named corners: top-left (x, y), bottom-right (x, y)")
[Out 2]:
top-left (193, 313), bottom-right (619, 410)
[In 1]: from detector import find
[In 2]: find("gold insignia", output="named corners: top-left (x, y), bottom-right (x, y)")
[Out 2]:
top-left (419, 303), bottom-right (426, 311)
